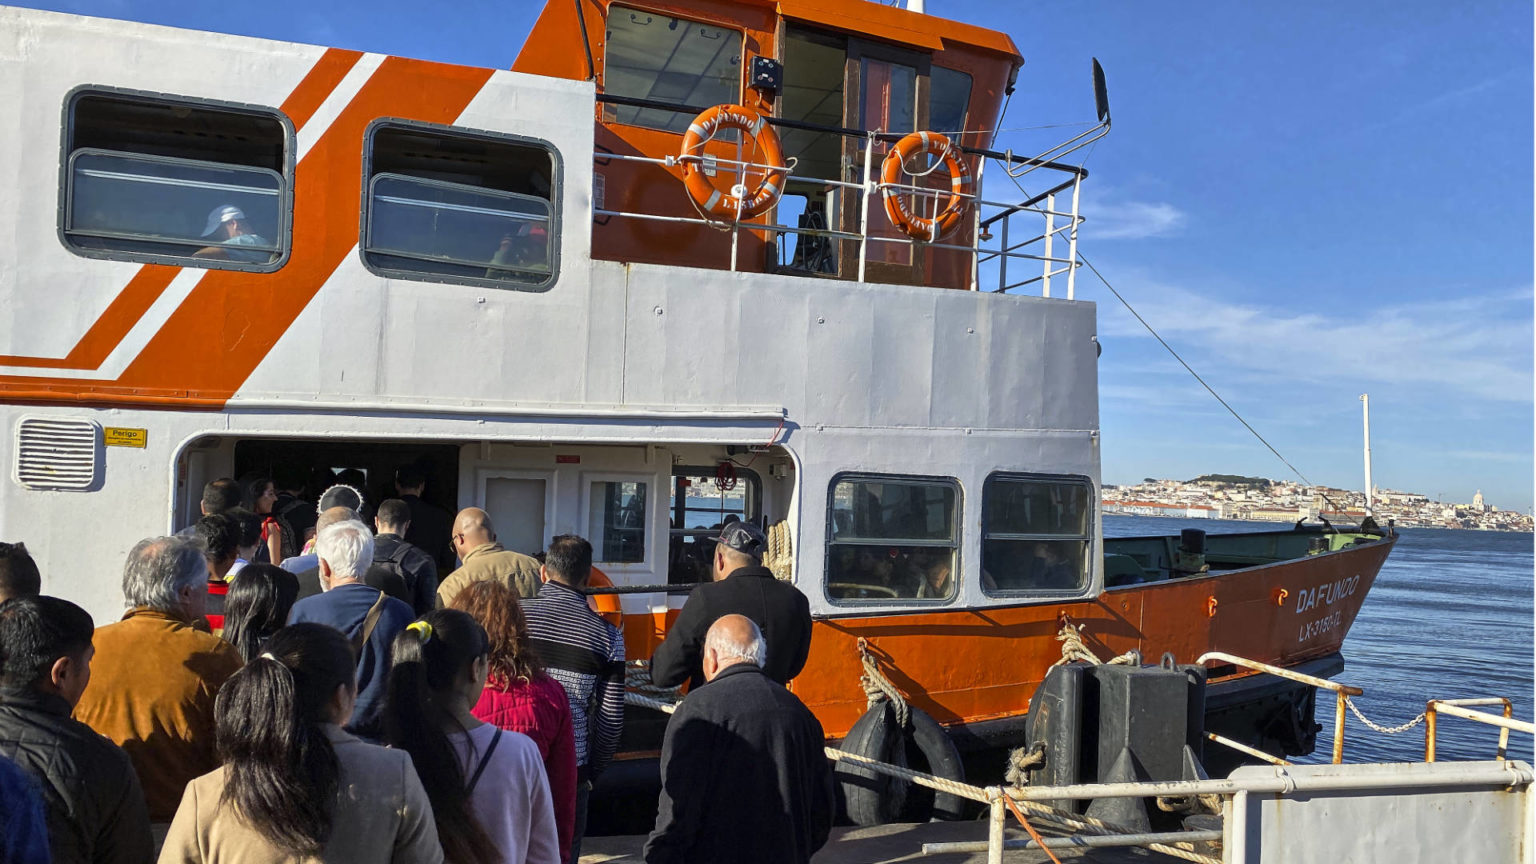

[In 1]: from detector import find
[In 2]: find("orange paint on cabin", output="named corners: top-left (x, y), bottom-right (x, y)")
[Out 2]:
top-left (514, 0), bottom-right (1021, 287)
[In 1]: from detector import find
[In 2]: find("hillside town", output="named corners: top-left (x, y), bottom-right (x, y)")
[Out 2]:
top-left (1103, 475), bottom-right (1534, 532)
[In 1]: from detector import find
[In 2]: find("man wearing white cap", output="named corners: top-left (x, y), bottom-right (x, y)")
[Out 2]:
top-left (194, 204), bottom-right (271, 263)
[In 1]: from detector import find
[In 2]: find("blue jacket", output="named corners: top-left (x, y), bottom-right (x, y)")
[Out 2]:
top-left (288, 583), bottom-right (413, 737)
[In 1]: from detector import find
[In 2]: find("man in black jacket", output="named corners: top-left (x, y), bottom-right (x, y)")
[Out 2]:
top-left (650, 521), bottom-right (812, 690)
top-left (645, 615), bottom-right (832, 864)
top-left (372, 498), bottom-right (439, 614)
top-left (0, 595), bottom-right (152, 862)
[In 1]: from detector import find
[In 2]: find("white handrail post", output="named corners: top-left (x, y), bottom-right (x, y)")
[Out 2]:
top-left (1042, 192), bottom-right (1055, 297)
top-left (1067, 174), bottom-right (1082, 300)
top-left (970, 154), bottom-right (985, 291)
top-left (987, 793), bottom-right (1005, 864)
top-left (858, 132), bottom-right (876, 284)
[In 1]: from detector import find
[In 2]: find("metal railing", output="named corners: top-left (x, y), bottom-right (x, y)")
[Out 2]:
top-left (1425, 698), bottom-right (1535, 762)
top-left (592, 93), bottom-right (1089, 296)
top-left (1198, 650), bottom-right (1364, 764)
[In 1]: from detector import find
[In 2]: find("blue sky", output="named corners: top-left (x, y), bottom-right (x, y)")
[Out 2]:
top-left (23, 0), bottom-right (1534, 511)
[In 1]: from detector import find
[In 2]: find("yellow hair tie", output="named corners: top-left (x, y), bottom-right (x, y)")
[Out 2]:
top-left (406, 621), bottom-right (433, 642)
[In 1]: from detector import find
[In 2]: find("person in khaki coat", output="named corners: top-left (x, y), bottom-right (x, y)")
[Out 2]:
top-left (435, 508), bottom-right (542, 606)
top-left (74, 536), bottom-right (244, 823)
top-left (160, 623), bottom-right (441, 864)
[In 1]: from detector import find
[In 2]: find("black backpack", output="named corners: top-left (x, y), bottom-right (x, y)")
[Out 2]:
top-left (373, 541), bottom-right (413, 588)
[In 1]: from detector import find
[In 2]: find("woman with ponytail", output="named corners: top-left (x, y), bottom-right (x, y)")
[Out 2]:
top-left (160, 623), bottom-right (441, 863)
top-left (450, 579), bottom-right (578, 863)
top-left (385, 609), bottom-right (560, 864)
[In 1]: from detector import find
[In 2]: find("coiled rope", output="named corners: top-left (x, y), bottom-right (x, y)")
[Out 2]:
top-left (765, 520), bottom-right (794, 581)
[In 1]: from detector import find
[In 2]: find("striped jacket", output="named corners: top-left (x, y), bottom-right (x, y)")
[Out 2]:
top-left (522, 580), bottom-right (625, 775)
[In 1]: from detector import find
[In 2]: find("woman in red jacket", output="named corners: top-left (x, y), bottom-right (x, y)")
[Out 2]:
top-left (450, 580), bottom-right (577, 862)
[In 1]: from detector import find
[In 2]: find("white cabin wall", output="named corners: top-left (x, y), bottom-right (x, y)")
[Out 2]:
top-left (0, 8), bottom-right (323, 367)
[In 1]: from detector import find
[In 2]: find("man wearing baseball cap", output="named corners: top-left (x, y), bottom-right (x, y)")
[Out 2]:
top-left (193, 204), bottom-right (273, 264)
top-left (649, 520), bottom-right (811, 691)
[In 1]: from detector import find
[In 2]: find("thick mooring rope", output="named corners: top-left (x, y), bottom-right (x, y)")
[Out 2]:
top-left (857, 637), bottom-right (911, 728)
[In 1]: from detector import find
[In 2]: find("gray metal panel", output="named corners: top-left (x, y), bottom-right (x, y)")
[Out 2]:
top-left (1229, 761), bottom-right (1533, 864)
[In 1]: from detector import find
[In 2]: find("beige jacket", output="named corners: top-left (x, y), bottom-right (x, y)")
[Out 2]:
top-left (158, 726), bottom-right (442, 864)
top-left (436, 542), bottom-right (541, 606)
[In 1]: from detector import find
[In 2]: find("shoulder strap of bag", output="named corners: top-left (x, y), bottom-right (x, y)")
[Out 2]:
top-left (351, 591), bottom-right (390, 659)
top-left (466, 728), bottom-right (503, 795)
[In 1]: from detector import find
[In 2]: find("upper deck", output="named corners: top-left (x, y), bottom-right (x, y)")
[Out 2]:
top-left (0, 2), bottom-right (1098, 430)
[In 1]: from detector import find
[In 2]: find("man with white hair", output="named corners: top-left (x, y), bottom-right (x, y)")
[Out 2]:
top-left (286, 519), bottom-right (413, 737)
top-left (74, 535), bottom-right (244, 823)
top-left (644, 615), bottom-right (833, 864)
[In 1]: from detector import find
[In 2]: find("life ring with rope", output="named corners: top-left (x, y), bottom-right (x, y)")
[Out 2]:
top-left (678, 104), bottom-right (788, 221)
top-left (879, 130), bottom-right (973, 242)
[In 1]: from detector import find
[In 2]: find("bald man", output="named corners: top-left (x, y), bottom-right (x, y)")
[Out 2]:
top-left (435, 507), bottom-right (542, 606)
top-left (645, 615), bottom-right (833, 864)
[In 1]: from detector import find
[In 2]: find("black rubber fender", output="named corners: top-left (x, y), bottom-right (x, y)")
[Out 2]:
top-left (835, 701), bottom-right (968, 825)
top-left (835, 701), bottom-right (908, 825)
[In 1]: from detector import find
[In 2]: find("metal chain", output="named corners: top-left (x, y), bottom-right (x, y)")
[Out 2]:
top-left (1346, 695), bottom-right (1427, 735)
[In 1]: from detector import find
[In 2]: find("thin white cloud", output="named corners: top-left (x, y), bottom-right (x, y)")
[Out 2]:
top-left (1085, 200), bottom-right (1187, 240)
top-left (1094, 278), bottom-right (1534, 403)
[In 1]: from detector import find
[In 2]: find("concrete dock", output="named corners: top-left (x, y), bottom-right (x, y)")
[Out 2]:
top-left (581, 821), bottom-right (1202, 863)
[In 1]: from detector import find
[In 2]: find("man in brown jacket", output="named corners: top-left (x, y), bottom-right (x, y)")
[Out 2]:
top-left (435, 507), bottom-right (542, 605)
top-left (74, 536), bottom-right (244, 822)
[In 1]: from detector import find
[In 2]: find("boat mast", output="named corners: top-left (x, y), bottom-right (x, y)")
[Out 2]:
top-left (1360, 394), bottom-right (1374, 516)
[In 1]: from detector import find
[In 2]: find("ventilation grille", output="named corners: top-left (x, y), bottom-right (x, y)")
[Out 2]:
top-left (15, 417), bottom-right (100, 491)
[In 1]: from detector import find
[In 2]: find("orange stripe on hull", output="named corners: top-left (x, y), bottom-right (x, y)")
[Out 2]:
top-left (781, 540), bottom-right (1392, 740)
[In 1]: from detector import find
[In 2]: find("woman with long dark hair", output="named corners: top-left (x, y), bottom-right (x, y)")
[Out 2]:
top-left (219, 564), bottom-right (299, 663)
top-left (385, 609), bottom-right (560, 864)
top-left (242, 475), bottom-right (296, 564)
top-left (450, 580), bottom-right (577, 863)
top-left (160, 624), bottom-right (441, 863)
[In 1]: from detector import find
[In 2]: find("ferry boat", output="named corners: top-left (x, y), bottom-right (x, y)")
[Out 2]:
top-left (0, 0), bottom-right (1396, 818)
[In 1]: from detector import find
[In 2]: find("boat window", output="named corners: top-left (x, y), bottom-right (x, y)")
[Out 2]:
top-left (668, 468), bottom-right (760, 584)
top-left (60, 89), bottom-right (290, 270)
top-left (930, 67), bottom-right (973, 139)
top-left (589, 480), bottom-right (647, 564)
top-left (826, 474), bottom-right (959, 604)
top-left (361, 121), bottom-right (560, 291)
top-left (981, 474), bottom-right (1092, 596)
top-left (603, 6), bottom-right (743, 133)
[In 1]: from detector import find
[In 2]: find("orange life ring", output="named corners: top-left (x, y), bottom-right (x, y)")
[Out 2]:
top-left (880, 131), bottom-right (973, 242)
top-left (679, 104), bottom-right (788, 221)
top-left (586, 565), bottom-right (623, 628)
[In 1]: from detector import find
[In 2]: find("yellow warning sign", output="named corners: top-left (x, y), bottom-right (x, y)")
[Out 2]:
top-left (103, 427), bottom-right (147, 448)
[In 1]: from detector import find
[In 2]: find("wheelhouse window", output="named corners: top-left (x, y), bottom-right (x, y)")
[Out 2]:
top-left (930, 67), bottom-right (973, 140)
top-left (826, 474), bottom-right (959, 603)
top-left (589, 480), bottom-right (647, 564)
top-left (362, 122), bottom-right (559, 291)
top-left (981, 475), bottom-right (1092, 595)
top-left (61, 89), bottom-right (290, 270)
top-left (668, 468), bottom-right (759, 584)
top-left (604, 6), bottom-right (743, 133)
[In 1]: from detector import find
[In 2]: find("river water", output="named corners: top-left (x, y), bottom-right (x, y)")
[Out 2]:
top-left (1104, 514), bottom-right (1535, 765)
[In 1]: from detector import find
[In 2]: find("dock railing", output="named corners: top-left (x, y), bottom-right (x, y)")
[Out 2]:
top-left (1197, 650), bottom-right (1363, 764)
top-left (1425, 697), bottom-right (1535, 762)
top-left (592, 92), bottom-right (1089, 296)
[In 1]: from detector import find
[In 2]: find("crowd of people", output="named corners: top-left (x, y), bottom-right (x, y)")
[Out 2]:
top-left (0, 468), bottom-right (835, 864)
